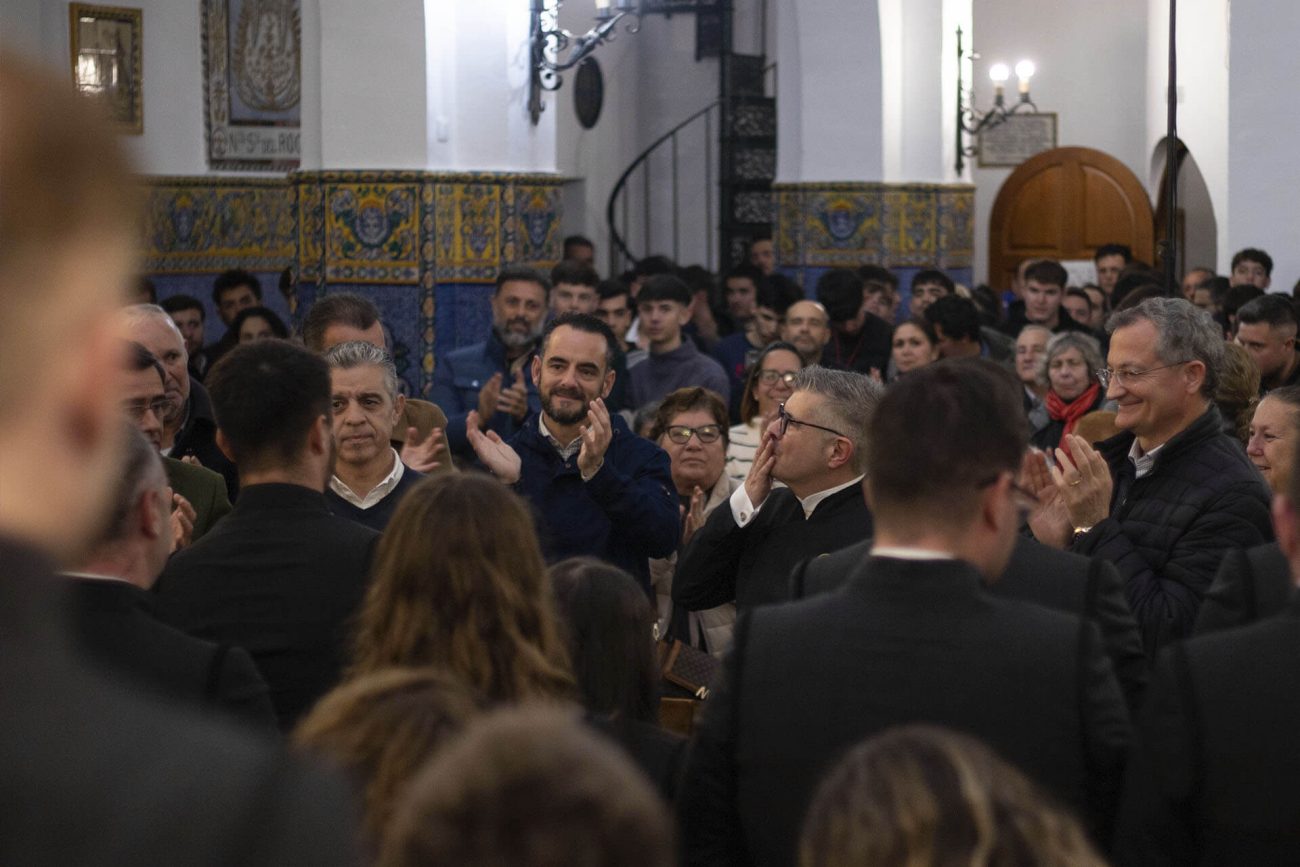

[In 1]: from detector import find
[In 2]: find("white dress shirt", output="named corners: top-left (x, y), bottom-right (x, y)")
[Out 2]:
top-left (329, 448), bottom-right (405, 510)
top-left (729, 474), bottom-right (865, 527)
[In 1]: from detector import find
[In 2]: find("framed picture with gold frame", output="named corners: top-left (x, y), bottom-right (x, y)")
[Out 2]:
top-left (69, 4), bottom-right (143, 134)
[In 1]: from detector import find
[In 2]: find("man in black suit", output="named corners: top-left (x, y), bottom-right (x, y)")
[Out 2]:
top-left (1194, 541), bottom-right (1293, 634)
top-left (157, 340), bottom-right (380, 731)
top-left (791, 535), bottom-right (1148, 712)
top-left (1116, 436), bottom-right (1300, 863)
top-left (61, 427), bottom-right (275, 730)
top-left (0, 54), bottom-right (359, 864)
top-left (673, 367), bottom-right (878, 613)
top-left (680, 362), bottom-right (1130, 867)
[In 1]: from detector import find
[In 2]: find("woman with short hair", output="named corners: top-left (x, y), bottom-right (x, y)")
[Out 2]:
top-left (1031, 331), bottom-right (1111, 455)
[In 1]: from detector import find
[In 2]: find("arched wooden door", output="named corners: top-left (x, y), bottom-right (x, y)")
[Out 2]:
top-left (988, 146), bottom-right (1154, 290)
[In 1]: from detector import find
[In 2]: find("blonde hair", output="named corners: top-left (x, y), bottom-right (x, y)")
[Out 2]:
top-left (348, 474), bottom-right (574, 704)
top-left (293, 668), bottom-right (480, 848)
top-left (800, 725), bottom-right (1106, 867)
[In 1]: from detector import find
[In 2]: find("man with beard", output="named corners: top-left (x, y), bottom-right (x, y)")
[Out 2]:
top-left (465, 312), bottom-right (678, 593)
top-left (431, 266), bottom-right (547, 459)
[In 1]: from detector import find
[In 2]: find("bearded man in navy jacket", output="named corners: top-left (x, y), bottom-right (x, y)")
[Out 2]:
top-left (467, 312), bottom-right (679, 591)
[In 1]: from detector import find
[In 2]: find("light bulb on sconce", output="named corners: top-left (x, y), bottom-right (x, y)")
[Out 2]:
top-left (1015, 60), bottom-right (1035, 95)
top-left (988, 63), bottom-right (1010, 101)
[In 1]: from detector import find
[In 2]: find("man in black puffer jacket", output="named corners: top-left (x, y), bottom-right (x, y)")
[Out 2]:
top-left (1028, 297), bottom-right (1272, 656)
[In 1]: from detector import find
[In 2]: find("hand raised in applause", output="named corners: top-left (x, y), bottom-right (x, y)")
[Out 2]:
top-left (169, 490), bottom-right (196, 553)
top-left (496, 368), bottom-right (531, 422)
top-left (682, 484), bottom-right (707, 546)
top-left (577, 398), bottom-right (613, 480)
top-left (1022, 448), bottom-right (1072, 549)
top-left (399, 425), bottom-right (448, 473)
top-left (466, 410), bottom-right (521, 484)
top-left (1050, 434), bottom-right (1113, 531)
top-left (474, 373), bottom-right (504, 426)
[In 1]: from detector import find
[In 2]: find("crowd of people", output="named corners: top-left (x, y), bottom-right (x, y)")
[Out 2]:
top-left (6, 51), bottom-right (1300, 867)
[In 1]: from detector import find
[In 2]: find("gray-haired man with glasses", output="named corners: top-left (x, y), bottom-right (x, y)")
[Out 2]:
top-left (1025, 296), bottom-right (1271, 655)
top-left (674, 367), bottom-right (881, 613)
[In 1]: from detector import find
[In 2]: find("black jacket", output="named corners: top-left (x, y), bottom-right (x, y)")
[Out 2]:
top-left (0, 535), bottom-right (361, 866)
top-left (791, 536), bottom-right (1148, 712)
top-left (674, 483), bottom-right (871, 612)
top-left (66, 578), bottom-right (277, 731)
top-left (819, 314), bottom-right (893, 375)
top-left (171, 379), bottom-right (239, 499)
top-left (1072, 407), bottom-right (1272, 656)
top-left (1194, 542), bottom-right (1295, 635)
top-left (1115, 594), bottom-right (1300, 865)
top-left (679, 557), bottom-right (1131, 867)
top-left (155, 483), bottom-right (380, 731)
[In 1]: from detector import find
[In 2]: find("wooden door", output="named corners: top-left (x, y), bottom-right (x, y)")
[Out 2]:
top-left (988, 146), bottom-right (1154, 291)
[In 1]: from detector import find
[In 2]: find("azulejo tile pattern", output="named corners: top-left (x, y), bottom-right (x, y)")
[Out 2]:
top-left (774, 182), bottom-right (975, 278)
top-left (143, 178), bottom-right (296, 273)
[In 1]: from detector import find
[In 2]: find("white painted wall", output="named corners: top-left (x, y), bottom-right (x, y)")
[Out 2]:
top-left (319, 0), bottom-right (424, 169)
top-left (1, 0), bottom-right (322, 176)
top-left (971, 0), bottom-right (1149, 285)
top-left (775, 0), bottom-right (884, 183)
top-left (1226, 1), bottom-right (1300, 291)
top-left (422, 0), bottom-right (555, 173)
top-left (1146, 0), bottom-right (1228, 274)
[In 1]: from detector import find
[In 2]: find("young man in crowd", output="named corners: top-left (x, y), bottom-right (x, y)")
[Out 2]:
top-left (1235, 294), bottom-right (1300, 394)
top-left (562, 234), bottom-right (596, 267)
top-left (1093, 243), bottom-right (1132, 297)
top-left (466, 313), bottom-right (678, 592)
top-left (907, 269), bottom-right (956, 317)
top-left (323, 341), bottom-right (426, 531)
top-left (627, 274), bottom-right (730, 409)
top-left (595, 278), bottom-right (645, 367)
top-left (429, 266), bottom-right (548, 458)
top-left (713, 273), bottom-right (790, 421)
top-left (549, 260), bottom-right (601, 316)
top-left (817, 268), bottom-right (893, 375)
top-left (156, 340), bottom-right (381, 731)
top-left (925, 295), bottom-right (1015, 366)
top-left (1230, 247), bottom-right (1273, 289)
top-left (203, 269), bottom-right (263, 367)
top-left (1002, 259), bottom-right (1093, 338)
top-left (161, 293), bottom-right (209, 382)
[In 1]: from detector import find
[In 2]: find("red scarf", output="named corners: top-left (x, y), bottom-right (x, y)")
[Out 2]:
top-left (1046, 382), bottom-right (1100, 456)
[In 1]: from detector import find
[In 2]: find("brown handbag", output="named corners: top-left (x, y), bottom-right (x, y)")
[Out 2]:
top-left (655, 639), bottom-right (719, 701)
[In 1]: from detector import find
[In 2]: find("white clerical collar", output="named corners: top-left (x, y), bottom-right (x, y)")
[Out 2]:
top-left (330, 448), bottom-right (405, 510)
top-left (797, 475), bottom-right (865, 519)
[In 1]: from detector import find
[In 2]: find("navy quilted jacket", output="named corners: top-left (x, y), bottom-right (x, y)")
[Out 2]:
top-left (1073, 406), bottom-right (1272, 656)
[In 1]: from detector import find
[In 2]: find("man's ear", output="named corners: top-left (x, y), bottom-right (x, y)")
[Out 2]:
top-left (827, 437), bottom-right (854, 471)
top-left (392, 392), bottom-right (406, 427)
top-left (601, 366), bottom-right (616, 399)
top-left (531, 354), bottom-right (542, 388)
top-left (304, 414), bottom-right (331, 457)
top-left (1184, 360), bottom-right (1208, 396)
top-left (140, 486), bottom-right (167, 542)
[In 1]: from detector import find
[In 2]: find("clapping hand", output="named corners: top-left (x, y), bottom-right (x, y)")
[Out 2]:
top-left (497, 369), bottom-right (530, 422)
top-left (577, 398), bottom-right (613, 480)
top-left (1050, 434), bottom-right (1113, 531)
top-left (682, 484), bottom-right (707, 545)
top-left (399, 425), bottom-right (447, 473)
top-left (1023, 449), bottom-right (1072, 549)
top-left (169, 490), bottom-right (196, 553)
top-left (466, 411), bottom-right (522, 484)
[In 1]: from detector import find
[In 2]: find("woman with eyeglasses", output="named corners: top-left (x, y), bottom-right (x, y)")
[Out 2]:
top-left (649, 387), bottom-right (738, 656)
top-left (1030, 332), bottom-right (1112, 456)
top-left (726, 340), bottom-right (804, 483)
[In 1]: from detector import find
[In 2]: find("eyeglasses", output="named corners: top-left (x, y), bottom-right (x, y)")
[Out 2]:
top-left (665, 424), bottom-right (723, 445)
top-left (756, 369), bottom-right (798, 386)
top-left (123, 397), bottom-right (170, 422)
top-left (777, 402), bottom-right (847, 439)
top-left (1095, 360), bottom-right (1192, 389)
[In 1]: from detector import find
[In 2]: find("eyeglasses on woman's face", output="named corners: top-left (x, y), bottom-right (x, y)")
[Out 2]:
top-left (664, 424), bottom-right (723, 445)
